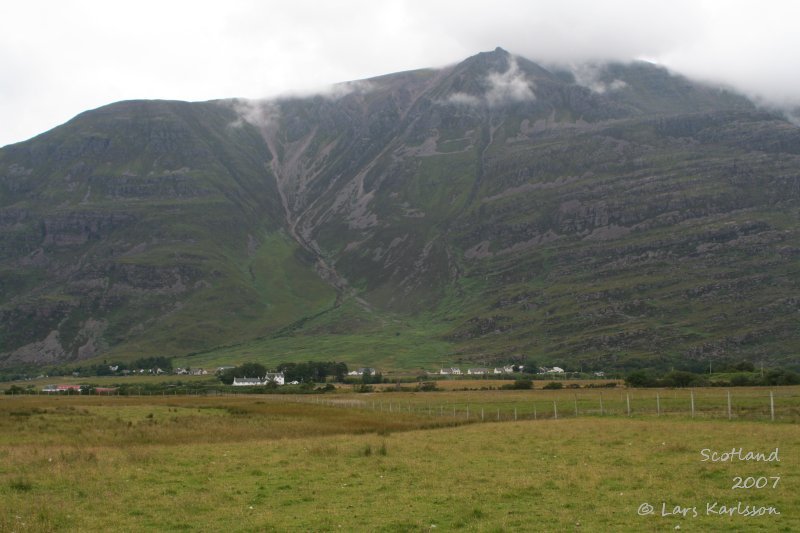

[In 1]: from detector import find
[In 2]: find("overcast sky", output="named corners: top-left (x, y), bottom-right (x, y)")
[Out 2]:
top-left (1, 0), bottom-right (799, 147)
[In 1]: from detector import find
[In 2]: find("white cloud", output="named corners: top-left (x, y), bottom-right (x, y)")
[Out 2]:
top-left (569, 64), bottom-right (628, 94)
top-left (655, 0), bottom-right (800, 109)
top-left (315, 80), bottom-right (376, 100)
top-left (485, 56), bottom-right (535, 106)
top-left (447, 92), bottom-right (482, 107)
top-left (228, 79), bottom-right (376, 130)
top-left (444, 55), bottom-right (534, 107)
top-left (228, 99), bottom-right (279, 131)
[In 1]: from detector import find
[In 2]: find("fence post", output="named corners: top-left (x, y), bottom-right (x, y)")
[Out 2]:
top-left (574, 394), bottom-right (578, 417)
top-left (497, 408), bottom-right (500, 421)
top-left (553, 401), bottom-right (558, 420)
top-left (514, 408), bottom-right (517, 421)
top-left (467, 405), bottom-right (470, 419)
top-left (627, 393), bottom-right (631, 416)
top-left (533, 404), bottom-right (537, 420)
top-left (481, 408), bottom-right (484, 421)
top-left (727, 390), bottom-right (732, 420)
top-left (770, 391), bottom-right (775, 422)
top-left (656, 393), bottom-right (661, 416)
top-left (690, 390), bottom-right (695, 418)
top-left (599, 393), bottom-right (604, 416)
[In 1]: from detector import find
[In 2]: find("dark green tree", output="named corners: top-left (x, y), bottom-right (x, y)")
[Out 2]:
top-left (663, 370), bottom-right (697, 388)
top-left (218, 362), bottom-right (267, 385)
top-left (624, 371), bottom-right (653, 388)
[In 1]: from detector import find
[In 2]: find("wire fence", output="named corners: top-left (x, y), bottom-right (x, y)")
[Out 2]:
top-left (285, 387), bottom-right (800, 424)
top-left (4, 387), bottom-right (798, 423)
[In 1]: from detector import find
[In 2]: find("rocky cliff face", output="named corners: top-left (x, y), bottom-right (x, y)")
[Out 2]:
top-left (2, 49), bottom-right (799, 370)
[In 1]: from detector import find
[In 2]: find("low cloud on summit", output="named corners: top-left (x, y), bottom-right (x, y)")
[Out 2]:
top-left (447, 55), bottom-right (536, 107)
top-left (1, 0), bottom-right (799, 147)
top-left (485, 57), bottom-right (536, 106)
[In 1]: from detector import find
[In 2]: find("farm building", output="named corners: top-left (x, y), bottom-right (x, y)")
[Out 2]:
top-left (42, 384), bottom-right (82, 393)
top-left (232, 373), bottom-right (285, 386)
top-left (347, 368), bottom-right (377, 376)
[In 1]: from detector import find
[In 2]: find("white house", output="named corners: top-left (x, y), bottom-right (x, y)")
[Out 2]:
top-left (232, 377), bottom-right (262, 386)
top-left (348, 368), bottom-right (377, 376)
top-left (467, 368), bottom-right (489, 375)
top-left (232, 372), bottom-right (285, 386)
top-left (440, 367), bottom-right (462, 375)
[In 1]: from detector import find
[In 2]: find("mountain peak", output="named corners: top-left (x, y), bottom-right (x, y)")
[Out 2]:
top-left (464, 46), bottom-right (512, 66)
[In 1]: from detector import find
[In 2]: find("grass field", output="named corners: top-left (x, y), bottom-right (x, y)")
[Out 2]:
top-left (1, 388), bottom-right (797, 531)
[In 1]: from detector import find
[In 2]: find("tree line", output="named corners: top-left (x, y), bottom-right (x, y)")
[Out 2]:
top-left (625, 364), bottom-right (799, 388)
top-left (218, 361), bottom-right (348, 385)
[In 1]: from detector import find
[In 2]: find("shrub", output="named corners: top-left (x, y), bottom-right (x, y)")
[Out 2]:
top-left (763, 369), bottom-right (800, 386)
top-left (663, 370), bottom-right (698, 388)
top-left (543, 382), bottom-right (563, 390)
top-left (731, 360), bottom-right (755, 372)
top-left (729, 373), bottom-right (755, 387)
top-left (625, 371), bottom-right (654, 388)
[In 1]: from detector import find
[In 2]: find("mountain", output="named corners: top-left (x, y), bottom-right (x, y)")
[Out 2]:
top-left (2, 48), bottom-right (799, 372)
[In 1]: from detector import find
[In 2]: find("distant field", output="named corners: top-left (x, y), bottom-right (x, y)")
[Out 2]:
top-left (4, 374), bottom-right (214, 389)
top-left (1, 389), bottom-right (797, 531)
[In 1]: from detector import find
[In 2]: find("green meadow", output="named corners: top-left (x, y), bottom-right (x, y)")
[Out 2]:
top-left (1, 388), bottom-right (798, 531)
